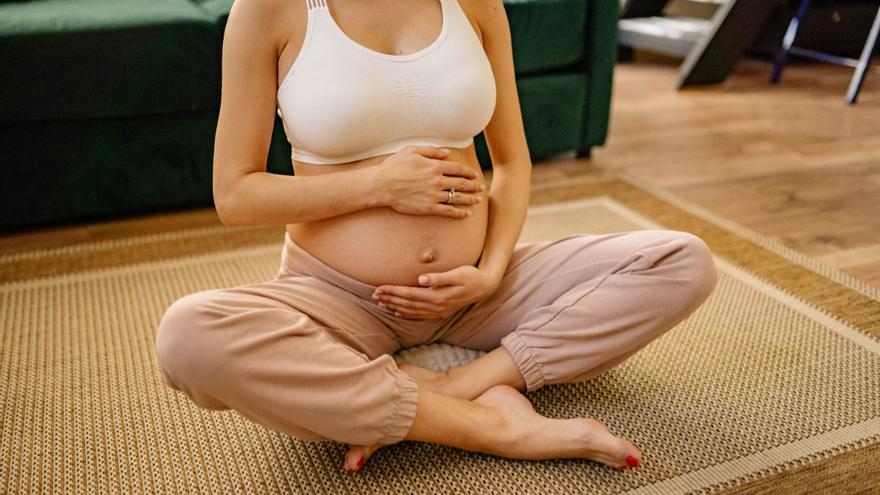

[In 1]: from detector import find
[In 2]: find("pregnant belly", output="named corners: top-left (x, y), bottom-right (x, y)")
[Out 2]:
top-left (286, 200), bottom-right (489, 287)
top-left (287, 146), bottom-right (489, 286)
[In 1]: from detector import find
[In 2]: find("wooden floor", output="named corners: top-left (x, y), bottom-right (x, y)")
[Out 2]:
top-left (530, 57), bottom-right (880, 289)
top-left (2, 57), bottom-right (879, 289)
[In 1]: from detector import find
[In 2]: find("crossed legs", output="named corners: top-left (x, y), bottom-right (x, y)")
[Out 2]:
top-left (154, 230), bottom-right (717, 472)
top-left (350, 230), bottom-right (718, 469)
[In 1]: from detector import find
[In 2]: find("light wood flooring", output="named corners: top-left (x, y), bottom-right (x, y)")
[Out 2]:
top-left (2, 57), bottom-right (879, 289)
top-left (531, 57), bottom-right (880, 289)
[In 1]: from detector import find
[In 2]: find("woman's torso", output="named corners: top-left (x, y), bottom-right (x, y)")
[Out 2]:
top-left (288, 151), bottom-right (488, 287)
top-left (273, 0), bottom-right (494, 287)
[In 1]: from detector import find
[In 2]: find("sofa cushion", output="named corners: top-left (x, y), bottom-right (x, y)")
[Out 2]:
top-left (0, 0), bottom-right (220, 124)
top-left (504, 0), bottom-right (589, 74)
top-left (189, 0), bottom-right (234, 28)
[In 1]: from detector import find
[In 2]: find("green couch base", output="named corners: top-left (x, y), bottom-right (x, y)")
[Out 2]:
top-left (1, 112), bottom-right (217, 231)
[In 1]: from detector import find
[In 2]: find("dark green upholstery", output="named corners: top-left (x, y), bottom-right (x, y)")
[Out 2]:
top-left (0, 0), bottom-right (220, 122)
top-left (0, 0), bottom-right (618, 231)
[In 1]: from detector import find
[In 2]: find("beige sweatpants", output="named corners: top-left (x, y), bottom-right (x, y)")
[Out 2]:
top-left (155, 229), bottom-right (717, 446)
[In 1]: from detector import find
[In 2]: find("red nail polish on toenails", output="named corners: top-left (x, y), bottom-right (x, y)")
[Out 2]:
top-left (625, 455), bottom-right (640, 468)
top-left (355, 458), bottom-right (365, 470)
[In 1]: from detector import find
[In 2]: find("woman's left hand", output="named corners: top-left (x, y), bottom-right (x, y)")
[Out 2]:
top-left (371, 265), bottom-right (499, 319)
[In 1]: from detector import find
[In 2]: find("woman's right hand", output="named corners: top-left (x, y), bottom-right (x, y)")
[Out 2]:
top-left (373, 145), bottom-right (486, 218)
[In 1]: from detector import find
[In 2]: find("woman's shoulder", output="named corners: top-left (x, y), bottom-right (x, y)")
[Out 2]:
top-left (455, 0), bottom-right (505, 46)
top-left (227, 0), bottom-right (306, 42)
top-left (226, 0), bottom-right (308, 59)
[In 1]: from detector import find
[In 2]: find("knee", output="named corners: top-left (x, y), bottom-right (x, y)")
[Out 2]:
top-left (154, 290), bottom-right (227, 409)
top-left (666, 231), bottom-right (718, 307)
top-left (155, 291), bottom-right (208, 379)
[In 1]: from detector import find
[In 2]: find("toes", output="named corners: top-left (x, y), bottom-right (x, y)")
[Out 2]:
top-left (343, 447), bottom-right (360, 471)
top-left (343, 445), bottom-right (367, 471)
top-left (575, 419), bottom-right (643, 470)
top-left (616, 440), bottom-right (642, 470)
top-left (344, 443), bottom-right (382, 472)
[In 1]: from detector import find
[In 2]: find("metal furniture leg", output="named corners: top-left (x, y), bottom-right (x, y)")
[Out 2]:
top-left (771, 0), bottom-right (813, 84)
top-left (846, 7), bottom-right (880, 104)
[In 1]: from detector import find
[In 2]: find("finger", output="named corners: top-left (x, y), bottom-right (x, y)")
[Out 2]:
top-left (452, 177), bottom-right (486, 194)
top-left (450, 191), bottom-right (482, 206)
top-left (436, 160), bottom-right (477, 179)
top-left (428, 203), bottom-right (470, 218)
top-left (409, 145), bottom-right (451, 159)
top-left (384, 304), bottom-right (442, 319)
top-left (418, 271), bottom-right (459, 287)
top-left (379, 294), bottom-right (445, 312)
top-left (384, 300), bottom-right (445, 319)
top-left (396, 312), bottom-right (438, 320)
top-left (378, 286), bottom-right (442, 304)
top-left (434, 189), bottom-right (480, 206)
top-left (437, 176), bottom-right (483, 194)
top-left (434, 190), bottom-right (452, 204)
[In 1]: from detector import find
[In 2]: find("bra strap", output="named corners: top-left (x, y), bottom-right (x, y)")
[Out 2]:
top-left (307, 0), bottom-right (327, 10)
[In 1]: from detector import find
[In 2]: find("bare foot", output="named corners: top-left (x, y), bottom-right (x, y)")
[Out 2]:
top-left (475, 384), bottom-right (642, 469)
top-left (344, 383), bottom-right (643, 472)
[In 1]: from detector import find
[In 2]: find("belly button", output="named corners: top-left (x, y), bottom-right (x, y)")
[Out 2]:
top-left (420, 249), bottom-right (436, 264)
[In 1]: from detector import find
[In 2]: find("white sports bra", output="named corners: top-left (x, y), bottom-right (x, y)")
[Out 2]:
top-left (276, 0), bottom-right (497, 165)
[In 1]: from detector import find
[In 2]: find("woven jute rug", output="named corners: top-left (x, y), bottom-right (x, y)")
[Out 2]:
top-left (2, 175), bottom-right (878, 494)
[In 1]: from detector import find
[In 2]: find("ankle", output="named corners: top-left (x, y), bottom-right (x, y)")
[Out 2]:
top-left (412, 367), bottom-right (451, 396)
top-left (473, 402), bottom-right (521, 456)
top-left (432, 368), bottom-right (452, 389)
top-left (440, 366), bottom-right (485, 400)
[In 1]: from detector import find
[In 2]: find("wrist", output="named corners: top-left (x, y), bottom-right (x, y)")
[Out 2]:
top-left (359, 164), bottom-right (390, 209)
top-left (479, 265), bottom-right (503, 294)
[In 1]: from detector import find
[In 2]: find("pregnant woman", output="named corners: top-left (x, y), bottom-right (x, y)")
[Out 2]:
top-left (155, 0), bottom-right (718, 473)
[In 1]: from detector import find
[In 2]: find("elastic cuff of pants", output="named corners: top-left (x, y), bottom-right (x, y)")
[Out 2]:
top-left (500, 333), bottom-right (546, 392)
top-left (378, 369), bottom-right (420, 446)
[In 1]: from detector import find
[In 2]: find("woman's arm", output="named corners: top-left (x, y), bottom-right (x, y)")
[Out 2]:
top-left (213, 0), bottom-right (480, 227)
top-left (222, 149), bottom-right (481, 227)
top-left (214, 0), bottom-right (383, 227)
top-left (218, 169), bottom-right (383, 227)
top-left (478, 164), bottom-right (531, 290)
top-left (473, 0), bottom-right (533, 290)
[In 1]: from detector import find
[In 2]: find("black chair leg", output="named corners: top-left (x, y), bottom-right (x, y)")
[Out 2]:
top-left (771, 0), bottom-right (813, 84)
top-left (576, 147), bottom-right (591, 158)
top-left (847, 7), bottom-right (880, 104)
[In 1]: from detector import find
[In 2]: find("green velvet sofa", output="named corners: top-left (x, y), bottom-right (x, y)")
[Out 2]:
top-left (0, 0), bottom-right (618, 231)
